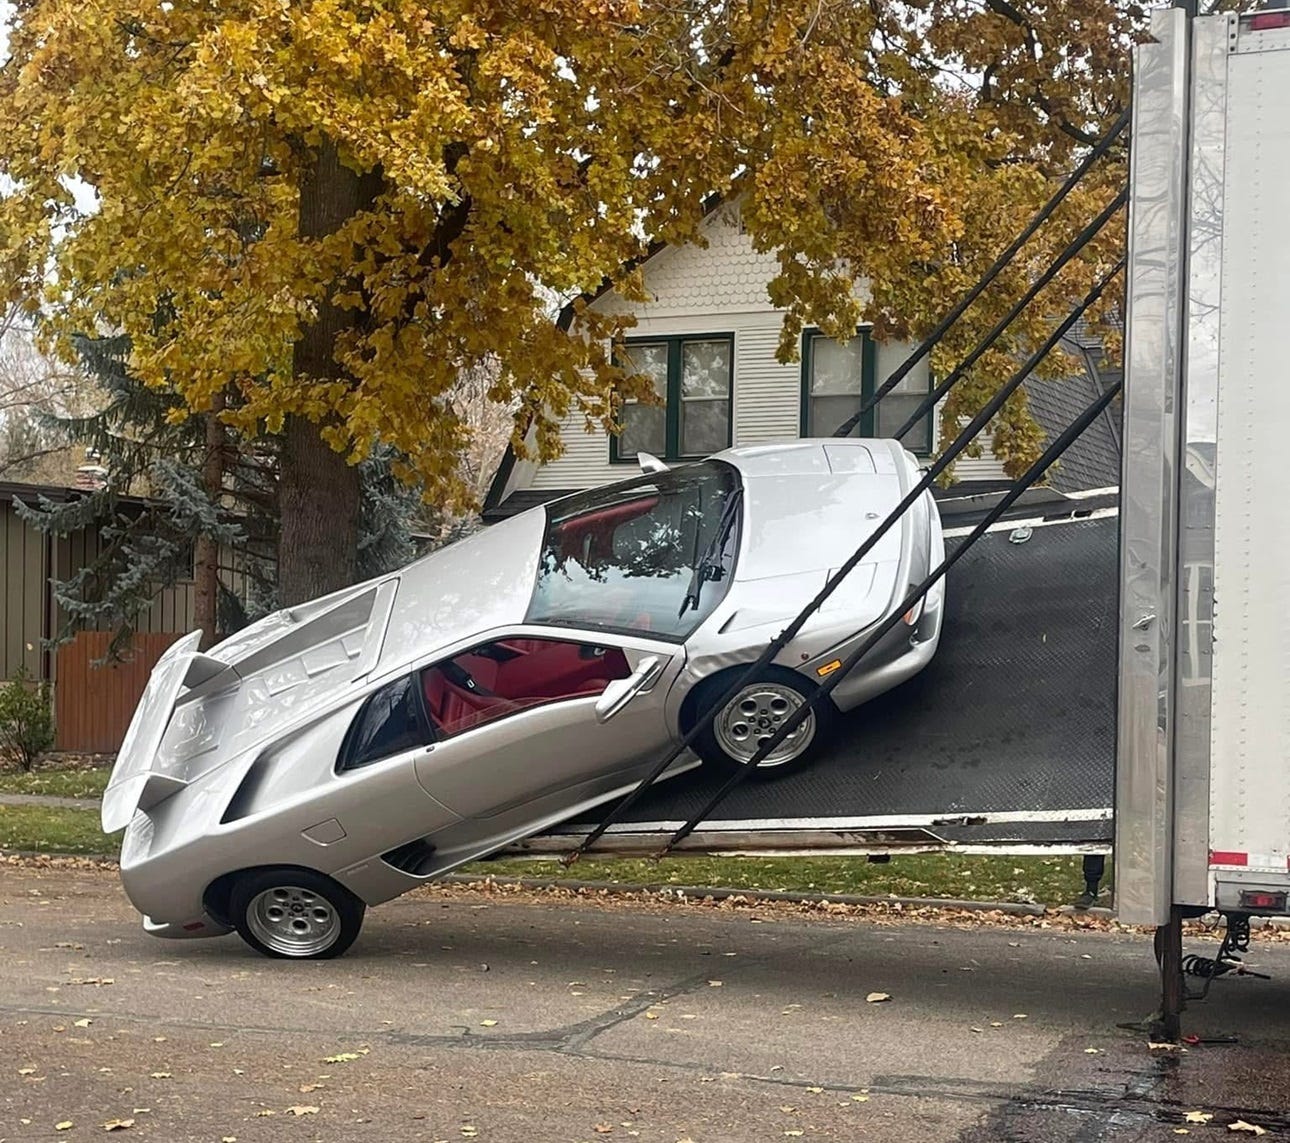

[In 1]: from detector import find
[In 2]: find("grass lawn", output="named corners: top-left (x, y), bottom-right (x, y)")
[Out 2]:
top-left (0, 803), bottom-right (1108, 906)
top-left (0, 766), bottom-right (111, 799)
top-left (0, 804), bottom-right (119, 855)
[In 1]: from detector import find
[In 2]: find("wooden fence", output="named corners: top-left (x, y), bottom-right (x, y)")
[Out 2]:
top-left (54, 631), bottom-right (185, 753)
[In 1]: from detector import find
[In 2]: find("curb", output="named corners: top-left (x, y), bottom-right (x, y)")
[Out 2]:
top-left (0, 793), bottom-right (102, 810)
top-left (440, 874), bottom-right (1051, 916)
top-left (14, 854), bottom-right (1290, 927)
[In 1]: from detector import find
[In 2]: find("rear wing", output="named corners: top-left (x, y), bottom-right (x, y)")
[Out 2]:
top-left (101, 579), bottom-right (398, 832)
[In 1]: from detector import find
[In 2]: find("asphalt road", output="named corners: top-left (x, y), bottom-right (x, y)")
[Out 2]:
top-left (4, 864), bottom-right (1290, 1142)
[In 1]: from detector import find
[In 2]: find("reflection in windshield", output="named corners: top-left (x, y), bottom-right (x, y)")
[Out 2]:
top-left (526, 461), bottom-right (742, 641)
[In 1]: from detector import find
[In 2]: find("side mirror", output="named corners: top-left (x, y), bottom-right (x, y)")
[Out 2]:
top-left (594, 655), bottom-right (661, 723)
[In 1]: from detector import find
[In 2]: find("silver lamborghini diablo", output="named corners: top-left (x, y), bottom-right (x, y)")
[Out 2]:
top-left (103, 438), bottom-right (945, 958)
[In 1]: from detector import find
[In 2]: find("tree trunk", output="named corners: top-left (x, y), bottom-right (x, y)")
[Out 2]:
top-left (279, 414), bottom-right (360, 605)
top-left (193, 393), bottom-right (225, 649)
top-left (280, 139), bottom-right (381, 606)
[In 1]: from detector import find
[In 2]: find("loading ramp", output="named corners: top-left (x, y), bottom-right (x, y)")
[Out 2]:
top-left (523, 507), bottom-right (1118, 858)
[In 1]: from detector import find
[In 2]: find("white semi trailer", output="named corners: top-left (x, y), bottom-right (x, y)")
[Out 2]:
top-left (1117, 2), bottom-right (1290, 1029)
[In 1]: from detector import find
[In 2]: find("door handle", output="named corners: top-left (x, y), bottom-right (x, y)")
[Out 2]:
top-left (594, 655), bottom-right (662, 724)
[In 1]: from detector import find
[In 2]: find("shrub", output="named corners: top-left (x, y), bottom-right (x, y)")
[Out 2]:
top-left (0, 668), bottom-right (55, 771)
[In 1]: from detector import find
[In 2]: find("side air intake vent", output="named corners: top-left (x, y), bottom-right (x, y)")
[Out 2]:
top-left (381, 838), bottom-right (438, 877)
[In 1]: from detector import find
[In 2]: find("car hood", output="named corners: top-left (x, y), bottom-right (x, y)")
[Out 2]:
top-left (720, 441), bottom-right (909, 633)
top-left (102, 511), bottom-right (545, 833)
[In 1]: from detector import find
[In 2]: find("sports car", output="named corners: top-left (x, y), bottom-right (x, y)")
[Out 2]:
top-left (102, 438), bottom-right (944, 958)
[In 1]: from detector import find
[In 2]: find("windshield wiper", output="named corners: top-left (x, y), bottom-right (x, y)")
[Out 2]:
top-left (678, 487), bottom-right (743, 617)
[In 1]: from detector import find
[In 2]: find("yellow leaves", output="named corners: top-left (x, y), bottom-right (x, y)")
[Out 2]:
top-left (0, 0), bottom-right (1129, 502)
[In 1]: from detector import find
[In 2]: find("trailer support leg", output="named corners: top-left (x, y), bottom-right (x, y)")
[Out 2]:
top-left (1154, 906), bottom-right (1185, 1041)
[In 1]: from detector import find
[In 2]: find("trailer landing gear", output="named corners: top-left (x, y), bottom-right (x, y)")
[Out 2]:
top-left (1148, 910), bottom-right (1268, 1041)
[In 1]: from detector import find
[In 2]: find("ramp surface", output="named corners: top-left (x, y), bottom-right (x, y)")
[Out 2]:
top-left (533, 511), bottom-right (1118, 854)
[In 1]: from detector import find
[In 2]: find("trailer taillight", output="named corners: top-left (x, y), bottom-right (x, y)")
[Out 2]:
top-left (1249, 10), bottom-right (1290, 30)
top-left (1238, 889), bottom-right (1287, 911)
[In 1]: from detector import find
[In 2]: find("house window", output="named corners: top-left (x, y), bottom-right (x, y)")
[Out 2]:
top-left (612, 335), bottom-right (733, 462)
top-left (801, 329), bottom-right (933, 455)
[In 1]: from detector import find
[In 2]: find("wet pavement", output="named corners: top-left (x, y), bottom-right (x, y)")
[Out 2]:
top-left (2, 862), bottom-right (1289, 1142)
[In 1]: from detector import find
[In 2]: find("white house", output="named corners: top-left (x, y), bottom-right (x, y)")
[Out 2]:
top-left (484, 200), bottom-right (1119, 518)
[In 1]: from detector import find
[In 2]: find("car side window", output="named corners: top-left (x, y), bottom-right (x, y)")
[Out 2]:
top-left (419, 637), bottom-right (632, 738)
top-left (339, 674), bottom-right (431, 771)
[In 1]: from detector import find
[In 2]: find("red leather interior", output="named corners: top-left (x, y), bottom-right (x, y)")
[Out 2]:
top-left (554, 496), bottom-right (658, 561)
top-left (421, 639), bottom-right (632, 737)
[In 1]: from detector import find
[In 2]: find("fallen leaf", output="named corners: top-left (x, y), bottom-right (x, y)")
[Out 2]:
top-left (149, 1072), bottom-right (171, 1080)
top-left (1148, 1041), bottom-right (1179, 1052)
top-left (323, 1050), bottom-right (368, 1064)
top-left (644, 1012), bottom-right (660, 1020)
top-left (785, 1132), bottom-right (804, 1138)
top-left (1174, 1129), bottom-right (1190, 1135)
top-left (74, 1019), bottom-right (92, 1028)
top-left (18, 1067), bottom-right (36, 1075)
top-left (1184, 1112), bottom-right (1214, 1124)
top-left (970, 1026), bottom-right (983, 1033)
top-left (989, 1022), bottom-right (1003, 1028)
top-left (298, 1083), bottom-right (324, 1094)
top-left (1013, 1013), bottom-right (1028, 1020)
top-left (285, 1106), bottom-right (319, 1116)
top-left (866, 992), bottom-right (890, 1004)
top-left (806, 1086), bottom-right (823, 1093)
top-left (222, 1137), bottom-right (237, 1142)
top-left (102, 1118), bottom-right (135, 1131)
top-left (479, 1020), bottom-right (498, 1028)
top-left (707, 981), bottom-right (723, 987)
top-left (1228, 1122), bottom-right (1267, 1136)
top-left (208, 1042), bottom-right (224, 1048)
top-left (595, 1125), bottom-right (614, 1134)
top-left (253, 1110), bottom-right (275, 1118)
top-left (56, 1123), bottom-right (74, 1132)
top-left (1084, 1048), bottom-right (1101, 1055)
top-left (851, 1094), bottom-right (870, 1103)
top-left (779, 1105), bottom-right (796, 1113)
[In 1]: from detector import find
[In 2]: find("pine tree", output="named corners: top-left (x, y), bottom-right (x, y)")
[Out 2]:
top-left (16, 334), bottom-right (421, 656)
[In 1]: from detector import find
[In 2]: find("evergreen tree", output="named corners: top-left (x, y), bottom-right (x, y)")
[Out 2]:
top-left (16, 334), bottom-right (422, 656)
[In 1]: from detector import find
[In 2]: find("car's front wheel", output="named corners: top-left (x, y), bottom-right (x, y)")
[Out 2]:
top-left (229, 868), bottom-right (365, 960)
top-left (691, 667), bottom-right (833, 779)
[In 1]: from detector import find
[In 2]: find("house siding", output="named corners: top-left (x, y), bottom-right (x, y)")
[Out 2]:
top-left (527, 204), bottom-right (1008, 493)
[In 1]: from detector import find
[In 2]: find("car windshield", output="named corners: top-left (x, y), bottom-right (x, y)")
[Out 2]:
top-left (526, 461), bottom-right (742, 641)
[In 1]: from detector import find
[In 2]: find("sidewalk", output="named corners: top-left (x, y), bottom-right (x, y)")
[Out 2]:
top-left (0, 791), bottom-right (101, 810)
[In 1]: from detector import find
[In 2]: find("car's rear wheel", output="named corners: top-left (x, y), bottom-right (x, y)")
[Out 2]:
top-left (230, 868), bottom-right (365, 960)
top-left (692, 667), bottom-right (833, 779)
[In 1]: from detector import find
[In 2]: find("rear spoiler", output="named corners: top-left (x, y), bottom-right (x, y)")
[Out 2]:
top-left (101, 579), bottom-right (398, 832)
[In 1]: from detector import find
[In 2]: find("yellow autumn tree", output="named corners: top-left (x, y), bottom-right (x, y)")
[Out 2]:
top-left (0, 0), bottom-right (1134, 603)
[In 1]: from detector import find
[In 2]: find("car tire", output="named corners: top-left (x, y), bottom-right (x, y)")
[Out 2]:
top-left (690, 666), bottom-right (834, 780)
top-left (229, 867), bottom-right (365, 960)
